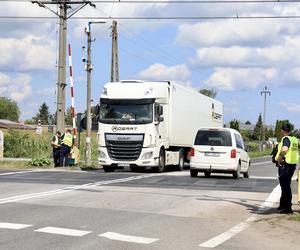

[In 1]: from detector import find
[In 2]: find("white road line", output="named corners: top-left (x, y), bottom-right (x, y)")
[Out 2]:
top-left (250, 176), bottom-right (278, 180)
top-left (99, 232), bottom-right (159, 244)
top-left (0, 170), bottom-right (41, 176)
top-left (0, 173), bottom-right (161, 205)
top-left (35, 227), bottom-right (91, 236)
top-left (251, 161), bottom-right (271, 166)
top-left (0, 222), bottom-right (32, 229)
top-left (199, 183), bottom-right (281, 248)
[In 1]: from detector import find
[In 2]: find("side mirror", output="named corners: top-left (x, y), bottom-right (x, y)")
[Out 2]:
top-left (158, 116), bottom-right (164, 122)
top-left (92, 104), bottom-right (100, 116)
top-left (155, 104), bottom-right (163, 116)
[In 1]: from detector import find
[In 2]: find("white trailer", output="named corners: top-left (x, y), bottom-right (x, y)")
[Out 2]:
top-left (96, 80), bottom-right (224, 172)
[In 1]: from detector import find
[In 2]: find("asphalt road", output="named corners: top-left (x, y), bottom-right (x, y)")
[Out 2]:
top-left (0, 156), bottom-right (299, 250)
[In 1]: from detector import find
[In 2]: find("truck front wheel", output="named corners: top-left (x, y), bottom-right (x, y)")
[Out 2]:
top-left (103, 165), bottom-right (115, 172)
top-left (157, 148), bottom-right (166, 173)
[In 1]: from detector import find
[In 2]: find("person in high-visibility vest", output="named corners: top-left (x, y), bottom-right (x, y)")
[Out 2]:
top-left (275, 123), bottom-right (299, 214)
top-left (51, 131), bottom-right (61, 167)
top-left (59, 129), bottom-right (74, 167)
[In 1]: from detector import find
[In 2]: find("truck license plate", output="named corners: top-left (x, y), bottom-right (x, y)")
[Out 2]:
top-left (118, 163), bottom-right (130, 167)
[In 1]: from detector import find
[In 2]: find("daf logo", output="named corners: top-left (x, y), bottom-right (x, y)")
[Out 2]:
top-left (111, 126), bottom-right (138, 132)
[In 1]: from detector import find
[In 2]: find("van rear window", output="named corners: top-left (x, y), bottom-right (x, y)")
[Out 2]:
top-left (194, 130), bottom-right (232, 146)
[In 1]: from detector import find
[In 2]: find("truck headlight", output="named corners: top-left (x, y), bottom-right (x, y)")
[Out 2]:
top-left (141, 151), bottom-right (153, 160)
top-left (99, 151), bottom-right (107, 159)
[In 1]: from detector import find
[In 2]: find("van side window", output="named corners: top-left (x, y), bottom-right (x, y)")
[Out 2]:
top-left (234, 134), bottom-right (244, 149)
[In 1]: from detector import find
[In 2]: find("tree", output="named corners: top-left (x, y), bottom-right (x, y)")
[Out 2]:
top-left (0, 97), bottom-right (20, 121)
top-left (275, 120), bottom-right (294, 141)
top-left (65, 106), bottom-right (73, 126)
top-left (253, 113), bottom-right (263, 140)
top-left (245, 120), bottom-right (251, 125)
top-left (199, 88), bottom-right (217, 99)
top-left (33, 102), bottom-right (51, 125)
top-left (229, 119), bottom-right (240, 131)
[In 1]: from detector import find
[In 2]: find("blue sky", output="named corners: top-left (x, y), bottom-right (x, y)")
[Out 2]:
top-left (1, 1), bottom-right (300, 128)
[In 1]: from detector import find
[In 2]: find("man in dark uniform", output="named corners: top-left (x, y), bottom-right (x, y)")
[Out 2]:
top-left (51, 131), bottom-right (61, 167)
top-left (275, 124), bottom-right (299, 214)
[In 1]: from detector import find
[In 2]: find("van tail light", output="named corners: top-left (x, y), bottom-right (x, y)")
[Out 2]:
top-left (190, 147), bottom-right (195, 157)
top-left (231, 149), bottom-right (236, 158)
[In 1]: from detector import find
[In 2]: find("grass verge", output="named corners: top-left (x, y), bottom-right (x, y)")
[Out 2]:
top-left (249, 149), bottom-right (272, 158)
top-left (289, 212), bottom-right (300, 221)
top-left (0, 160), bottom-right (51, 169)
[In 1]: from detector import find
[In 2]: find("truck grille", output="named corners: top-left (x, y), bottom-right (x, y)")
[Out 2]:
top-left (105, 134), bottom-right (144, 161)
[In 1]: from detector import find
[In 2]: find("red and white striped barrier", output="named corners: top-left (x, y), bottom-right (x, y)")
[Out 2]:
top-left (68, 44), bottom-right (77, 139)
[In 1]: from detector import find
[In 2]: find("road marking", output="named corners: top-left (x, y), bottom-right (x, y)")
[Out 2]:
top-left (251, 161), bottom-right (271, 166)
top-left (99, 232), bottom-right (159, 244)
top-left (199, 184), bottom-right (281, 248)
top-left (0, 170), bottom-right (41, 176)
top-left (250, 176), bottom-right (278, 180)
top-left (35, 227), bottom-right (91, 236)
top-left (0, 222), bottom-right (32, 229)
top-left (0, 173), bottom-right (161, 205)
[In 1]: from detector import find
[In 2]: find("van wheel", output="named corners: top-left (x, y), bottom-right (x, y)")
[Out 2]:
top-left (190, 169), bottom-right (198, 177)
top-left (243, 171), bottom-right (249, 178)
top-left (176, 150), bottom-right (184, 171)
top-left (204, 171), bottom-right (211, 177)
top-left (233, 163), bottom-right (241, 179)
top-left (103, 165), bottom-right (115, 172)
top-left (157, 148), bottom-right (166, 173)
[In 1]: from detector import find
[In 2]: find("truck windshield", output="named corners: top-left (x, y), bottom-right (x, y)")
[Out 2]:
top-left (99, 103), bottom-right (153, 124)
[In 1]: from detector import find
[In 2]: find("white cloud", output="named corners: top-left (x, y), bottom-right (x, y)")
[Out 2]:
top-left (280, 102), bottom-right (300, 113)
top-left (36, 87), bottom-right (55, 97)
top-left (189, 36), bottom-right (300, 68)
top-left (0, 35), bottom-right (56, 72)
top-left (0, 73), bottom-right (32, 102)
top-left (224, 101), bottom-right (239, 114)
top-left (203, 67), bottom-right (277, 91)
top-left (177, 19), bottom-right (300, 48)
top-left (138, 63), bottom-right (191, 84)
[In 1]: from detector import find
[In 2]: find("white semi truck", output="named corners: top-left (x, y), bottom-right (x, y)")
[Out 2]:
top-left (96, 80), bottom-right (224, 172)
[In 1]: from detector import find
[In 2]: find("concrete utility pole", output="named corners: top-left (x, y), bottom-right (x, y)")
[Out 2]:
top-left (31, 0), bottom-right (95, 132)
top-left (110, 20), bottom-right (119, 82)
top-left (84, 21), bottom-right (106, 166)
top-left (261, 86), bottom-right (271, 144)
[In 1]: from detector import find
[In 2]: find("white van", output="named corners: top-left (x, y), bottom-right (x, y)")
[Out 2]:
top-left (190, 128), bottom-right (250, 178)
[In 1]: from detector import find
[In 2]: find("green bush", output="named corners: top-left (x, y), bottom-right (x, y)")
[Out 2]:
top-left (27, 158), bottom-right (52, 167)
top-left (246, 142), bottom-right (259, 152)
top-left (4, 129), bottom-right (51, 158)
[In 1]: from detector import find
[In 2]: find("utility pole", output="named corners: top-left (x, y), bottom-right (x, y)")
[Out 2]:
top-left (261, 86), bottom-right (271, 147)
top-left (84, 21), bottom-right (106, 166)
top-left (31, 0), bottom-right (95, 132)
top-left (110, 20), bottom-right (119, 82)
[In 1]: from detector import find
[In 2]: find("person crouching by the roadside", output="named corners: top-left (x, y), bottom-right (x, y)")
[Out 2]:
top-left (51, 131), bottom-right (61, 167)
top-left (275, 123), bottom-right (299, 214)
top-left (59, 129), bottom-right (73, 167)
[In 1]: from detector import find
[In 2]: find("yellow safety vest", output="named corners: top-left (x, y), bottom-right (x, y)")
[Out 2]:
top-left (62, 133), bottom-right (73, 147)
top-left (275, 136), bottom-right (299, 164)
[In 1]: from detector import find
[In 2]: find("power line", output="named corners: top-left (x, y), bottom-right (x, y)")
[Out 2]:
top-left (2, 0), bottom-right (300, 3)
top-left (2, 15), bottom-right (300, 19)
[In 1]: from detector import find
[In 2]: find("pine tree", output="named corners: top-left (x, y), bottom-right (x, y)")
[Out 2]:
top-left (33, 102), bottom-right (50, 125)
top-left (229, 119), bottom-right (240, 131)
top-left (65, 106), bottom-right (73, 126)
top-left (253, 114), bottom-right (263, 140)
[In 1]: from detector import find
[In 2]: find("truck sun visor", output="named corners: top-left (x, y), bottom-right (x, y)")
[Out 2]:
top-left (100, 98), bottom-right (155, 105)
